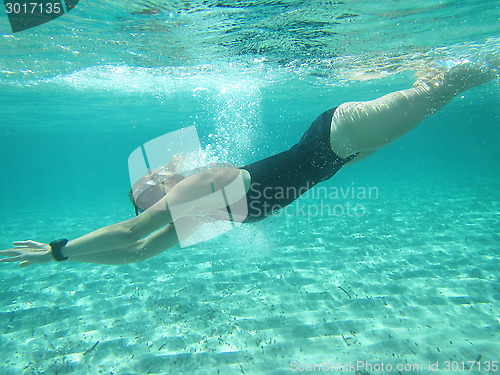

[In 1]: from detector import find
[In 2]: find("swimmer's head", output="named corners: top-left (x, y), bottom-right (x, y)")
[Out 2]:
top-left (129, 170), bottom-right (185, 215)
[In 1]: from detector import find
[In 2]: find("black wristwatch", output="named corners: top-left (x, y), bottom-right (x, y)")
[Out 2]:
top-left (50, 238), bottom-right (69, 262)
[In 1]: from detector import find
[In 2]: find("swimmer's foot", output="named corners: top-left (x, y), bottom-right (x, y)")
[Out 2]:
top-left (443, 59), bottom-right (498, 94)
top-left (414, 58), bottom-right (499, 95)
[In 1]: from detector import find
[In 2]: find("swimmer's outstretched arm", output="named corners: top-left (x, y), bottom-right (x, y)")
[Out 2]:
top-left (70, 223), bottom-right (180, 265)
top-left (0, 198), bottom-right (176, 266)
top-left (0, 168), bottom-right (250, 266)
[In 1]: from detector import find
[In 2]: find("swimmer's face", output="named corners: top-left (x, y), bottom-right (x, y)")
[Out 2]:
top-left (130, 172), bottom-right (184, 214)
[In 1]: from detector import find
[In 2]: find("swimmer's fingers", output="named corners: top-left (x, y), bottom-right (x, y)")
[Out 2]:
top-left (0, 252), bottom-right (52, 266)
top-left (0, 250), bottom-right (28, 264)
top-left (0, 255), bottom-right (38, 267)
top-left (12, 240), bottom-right (50, 251)
top-left (0, 254), bottom-right (24, 263)
top-left (0, 242), bottom-right (52, 266)
top-left (0, 247), bottom-right (25, 257)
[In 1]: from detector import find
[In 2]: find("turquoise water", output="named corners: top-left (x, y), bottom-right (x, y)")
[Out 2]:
top-left (1, 0), bottom-right (499, 374)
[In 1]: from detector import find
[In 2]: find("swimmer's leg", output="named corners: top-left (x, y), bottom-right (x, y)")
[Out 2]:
top-left (330, 60), bottom-right (499, 159)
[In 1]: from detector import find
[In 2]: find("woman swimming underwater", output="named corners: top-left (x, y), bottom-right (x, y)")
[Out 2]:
top-left (1, 60), bottom-right (498, 266)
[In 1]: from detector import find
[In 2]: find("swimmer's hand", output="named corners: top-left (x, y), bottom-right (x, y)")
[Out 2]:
top-left (0, 240), bottom-right (53, 267)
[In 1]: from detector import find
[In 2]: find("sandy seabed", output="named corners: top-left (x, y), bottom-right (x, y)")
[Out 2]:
top-left (1, 180), bottom-right (499, 375)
